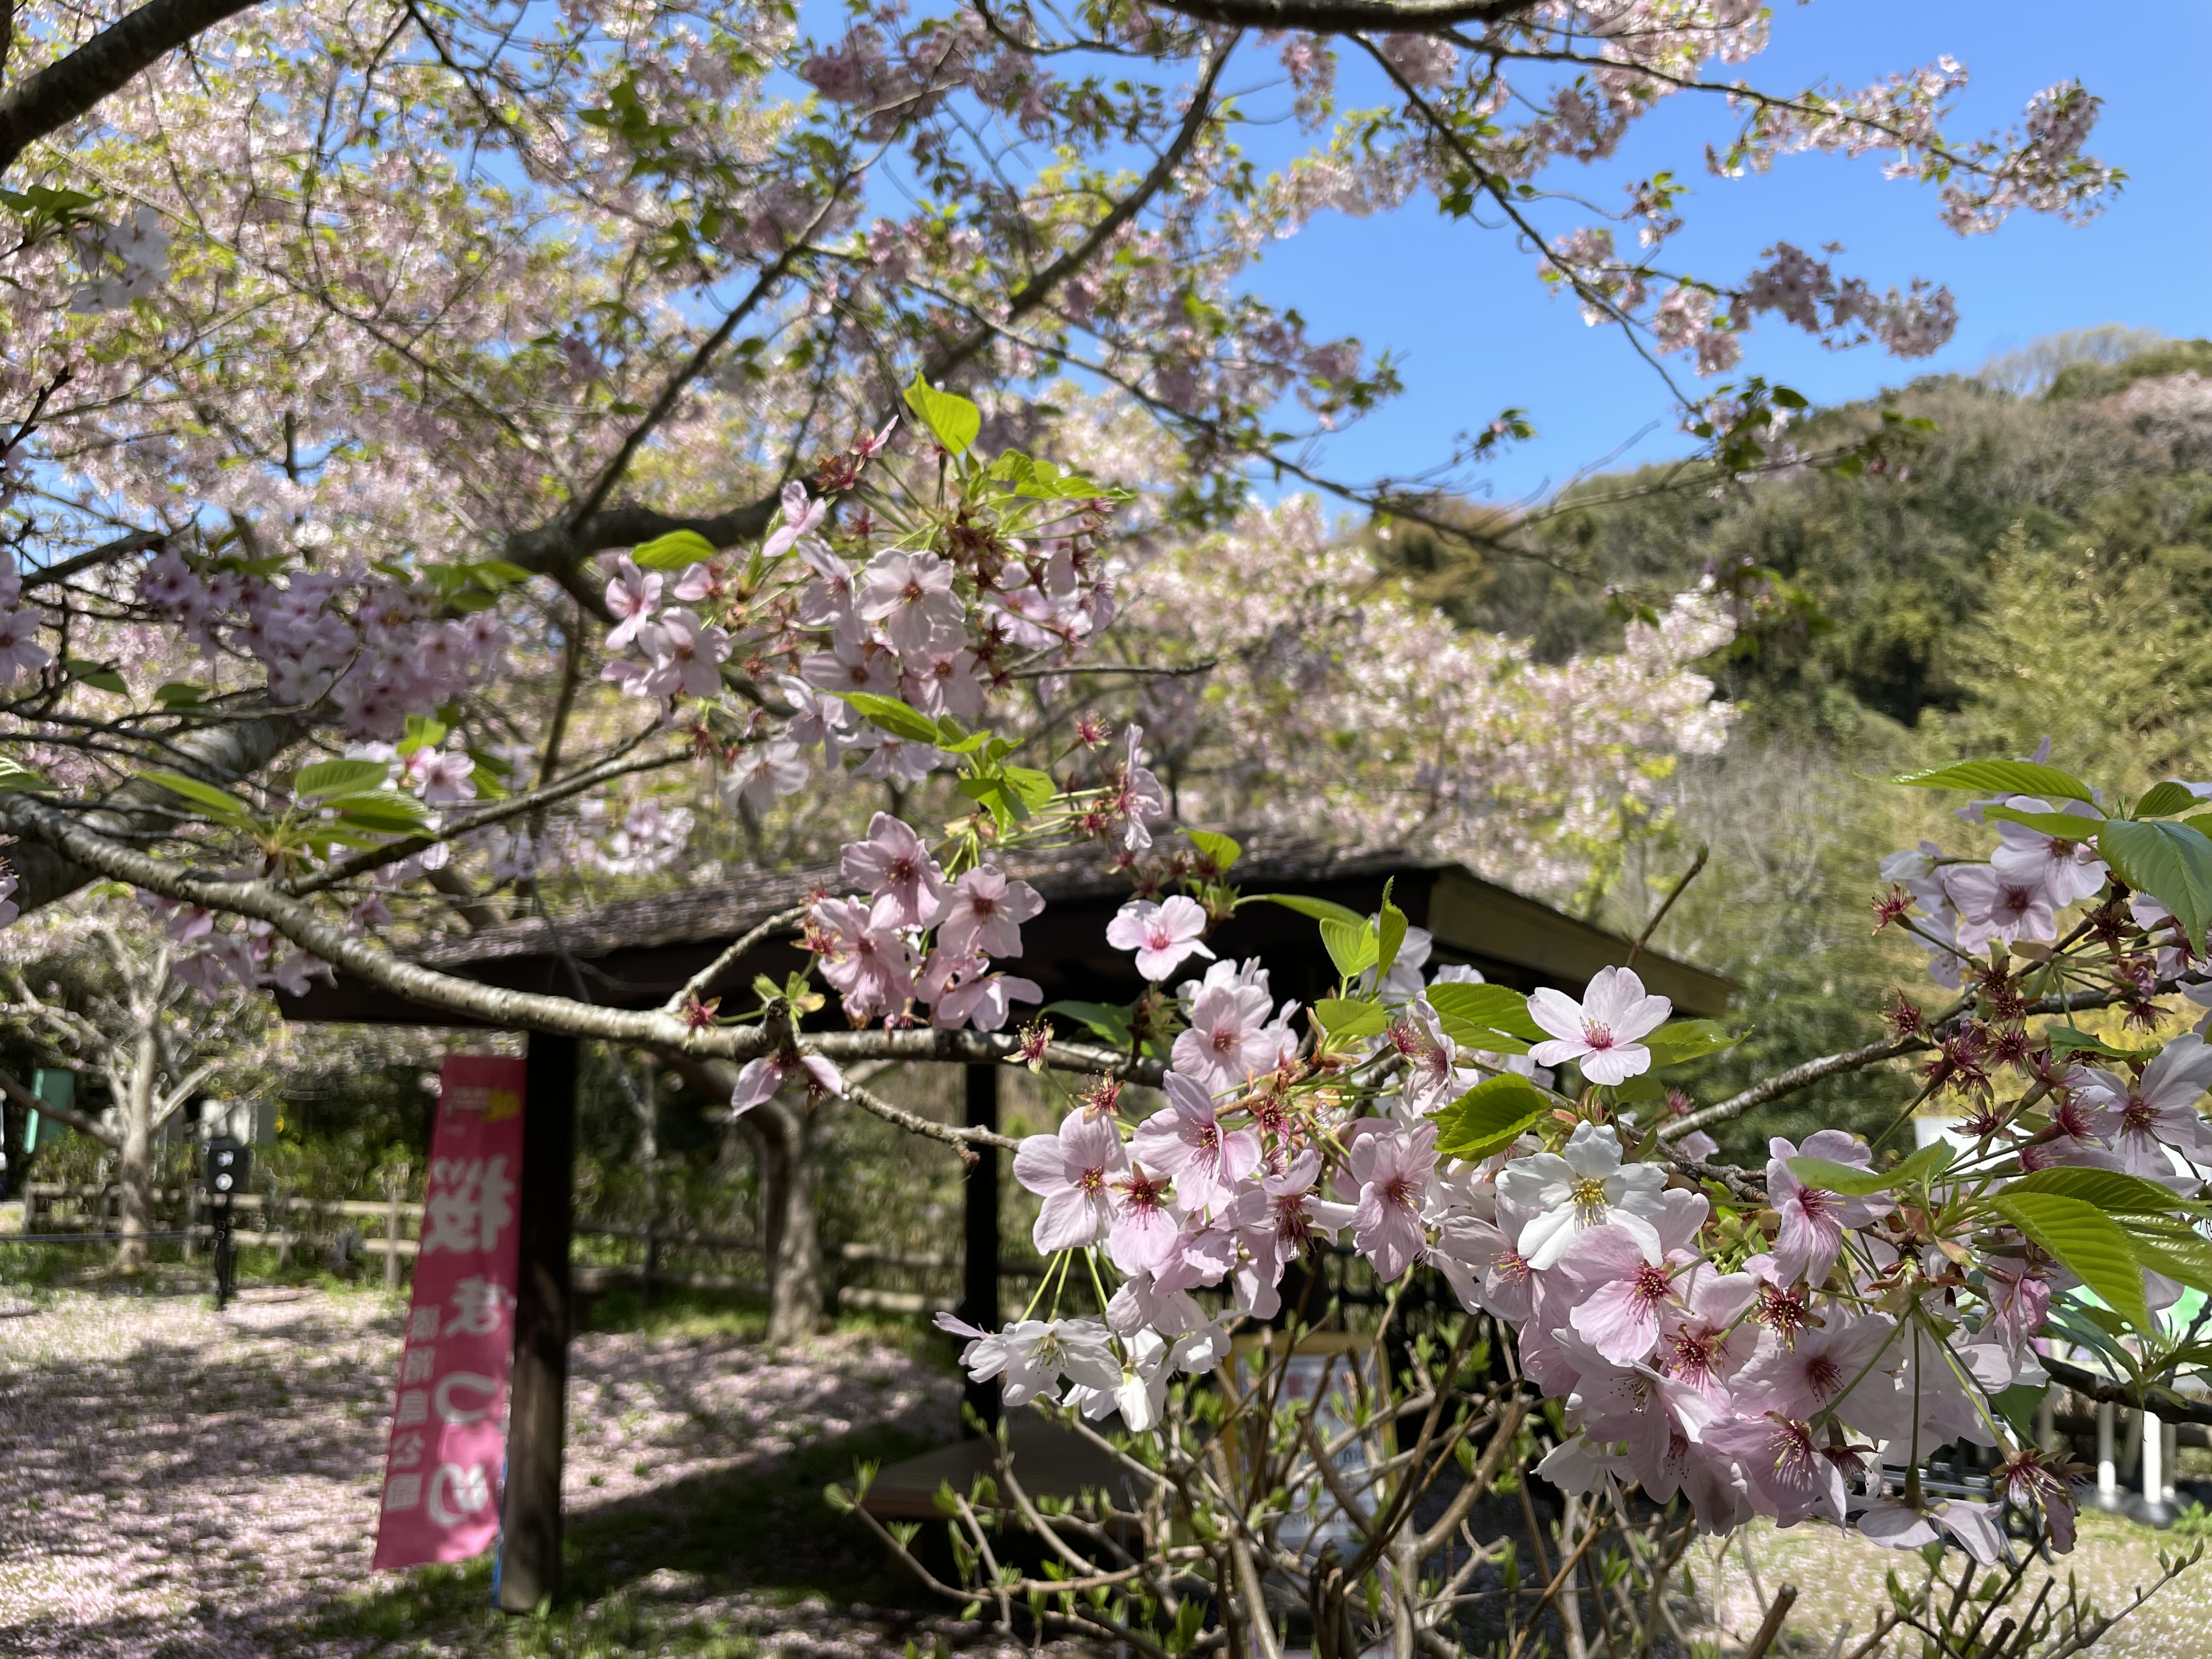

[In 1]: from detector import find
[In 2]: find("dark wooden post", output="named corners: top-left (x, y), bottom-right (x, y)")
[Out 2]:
top-left (960, 1062), bottom-right (1001, 1431)
top-left (498, 1032), bottom-right (577, 1613)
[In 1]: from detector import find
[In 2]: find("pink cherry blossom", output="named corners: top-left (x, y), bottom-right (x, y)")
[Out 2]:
top-left (1014, 1108), bottom-right (1131, 1250)
top-left (1130, 1071), bottom-right (1261, 1215)
top-left (839, 812), bottom-right (946, 928)
top-left (1107, 896), bottom-right (1214, 981)
top-left (603, 556), bottom-right (664, 651)
top-left (1347, 1120), bottom-right (1436, 1282)
top-left (1527, 966), bottom-right (1671, 1085)
top-left (933, 865), bottom-right (1043, 960)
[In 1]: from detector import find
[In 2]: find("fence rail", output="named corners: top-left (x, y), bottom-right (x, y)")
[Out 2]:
top-left (4, 1182), bottom-right (1003, 1312)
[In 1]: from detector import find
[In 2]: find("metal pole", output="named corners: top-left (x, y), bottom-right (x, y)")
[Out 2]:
top-left (960, 1062), bottom-right (1001, 1432)
top-left (2097, 1402), bottom-right (2116, 1500)
top-left (498, 1034), bottom-right (577, 1615)
top-left (2142, 1408), bottom-right (2163, 1510)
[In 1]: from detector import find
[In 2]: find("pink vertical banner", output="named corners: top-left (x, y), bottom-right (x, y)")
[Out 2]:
top-left (372, 1055), bottom-right (526, 1571)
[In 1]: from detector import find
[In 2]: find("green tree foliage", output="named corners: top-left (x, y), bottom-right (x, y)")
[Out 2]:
top-left (1380, 340), bottom-right (2212, 1153)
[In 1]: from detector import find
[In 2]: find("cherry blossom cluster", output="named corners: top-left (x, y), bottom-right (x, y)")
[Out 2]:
top-left (877, 764), bottom-right (2212, 1564)
top-left (137, 551), bottom-right (511, 739)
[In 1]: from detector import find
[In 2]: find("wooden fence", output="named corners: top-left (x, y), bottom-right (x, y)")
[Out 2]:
top-left (9, 1182), bottom-right (1003, 1312)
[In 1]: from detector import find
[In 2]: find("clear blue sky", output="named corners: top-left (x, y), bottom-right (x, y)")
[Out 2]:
top-left (1245, 1), bottom-right (2212, 505)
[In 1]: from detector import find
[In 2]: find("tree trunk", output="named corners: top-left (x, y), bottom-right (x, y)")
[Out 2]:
top-left (115, 1028), bottom-right (156, 1270)
top-left (664, 1052), bottom-right (826, 1345)
top-left (755, 1091), bottom-right (824, 1345)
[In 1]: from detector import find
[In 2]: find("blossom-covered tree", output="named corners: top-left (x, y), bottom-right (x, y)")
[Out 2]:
top-left (0, 0), bottom-right (2187, 1645)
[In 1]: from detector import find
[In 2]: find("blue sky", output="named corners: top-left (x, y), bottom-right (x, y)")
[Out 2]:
top-left (1243, 1), bottom-right (2212, 505)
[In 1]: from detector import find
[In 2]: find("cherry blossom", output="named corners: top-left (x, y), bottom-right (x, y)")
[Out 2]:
top-left (1528, 966), bottom-right (1671, 1085)
top-left (1014, 1108), bottom-right (1131, 1250)
top-left (1105, 896), bottom-right (1214, 981)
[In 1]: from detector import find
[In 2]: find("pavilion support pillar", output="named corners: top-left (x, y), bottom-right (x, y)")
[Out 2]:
top-left (498, 1032), bottom-right (577, 1614)
top-left (960, 1063), bottom-right (1001, 1431)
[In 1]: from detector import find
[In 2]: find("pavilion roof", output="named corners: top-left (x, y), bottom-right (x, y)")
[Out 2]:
top-left (278, 830), bottom-right (1734, 1025)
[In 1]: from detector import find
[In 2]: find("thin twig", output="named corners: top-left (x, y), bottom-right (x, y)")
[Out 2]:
top-left (1624, 843), bottom-right (1706, 971)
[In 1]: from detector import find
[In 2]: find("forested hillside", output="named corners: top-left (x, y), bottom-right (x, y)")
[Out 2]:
top-left (1384, 334), bottom-right (2212, 1150)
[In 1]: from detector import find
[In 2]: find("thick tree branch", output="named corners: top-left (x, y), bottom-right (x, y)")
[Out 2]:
top-left (1145, 0), bottom-right (1528, 31)
top-left (927, 31), bottom-right (1236, 387)
top-left (2044, 1354), bottom-right (2212, 1429)
top-left (0, 0), bottom-right (266, 176)
top-left (0, 709), bottom-right (311, 915)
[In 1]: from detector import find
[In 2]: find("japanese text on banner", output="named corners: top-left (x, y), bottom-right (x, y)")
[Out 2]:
top-left (371, 1055), bottom-right (526, 1571)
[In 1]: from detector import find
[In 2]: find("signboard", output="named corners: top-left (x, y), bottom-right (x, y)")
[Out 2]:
top-left (371, 1056), bottom-right (526, 1571)
top-left (1228, 1333), bottom-right (1392, 1563)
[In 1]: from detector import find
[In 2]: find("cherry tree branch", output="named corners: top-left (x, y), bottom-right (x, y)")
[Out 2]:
top-left (1143, 0), bottom-right (1530, 31)
top-left (0, 0), bottom-right (267, 177)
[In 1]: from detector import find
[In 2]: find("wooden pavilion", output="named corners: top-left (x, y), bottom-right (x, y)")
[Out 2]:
top-left (277, 831), bottom-right (1733, 1607)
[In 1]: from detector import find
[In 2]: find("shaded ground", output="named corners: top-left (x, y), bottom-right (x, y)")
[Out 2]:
top-left (0, 1282), bottom-right (995, 1658)
top-left (2, 1278), bottom-right (2208, 1657)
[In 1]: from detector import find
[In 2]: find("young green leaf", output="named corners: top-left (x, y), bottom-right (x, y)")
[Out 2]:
top-left (1240, 891), bottom-right (1365, 926)
top-left (63, 660), bottom-right (127, 695)
top-left (1186, 829), bottom-right (1242, 873)
top-left (1982, 805), bottom-right (2103, 840)
top-left (1315, 998), bottom-right (1390, 1040)
top-left (2043, 1025), bottom-right (2150, 1062)
top-left (1319, 916), bottom-right (1379, 981)
top-left (294, 758), bottom-right (394, 800)
top-left (140, 770), bottom-right (258, 822)
top-left (151, 682), bottom-right (208, 709)
top-left (2099, 817), bottom-right (2212, 949)
top-left (1425, 983), bottom-right (1548, 1045)
top-left (902, 376), bottom-right (981, 456)
top-left (632, 529), bottom-right (720, 570)
top-left (2008, 1166), bottom-right (2208, 1215)
top-left (2135, 780), bottom-right (2203, 819)
top-left (1432, 1074), bottom-right (1550, 1160)
top-left (1374, 884), bottom-right (1408, 983)
top-left (397, 713), bottom-right (448, 757)
top-left (1786, 1140), bottom-right (1950, 1198)
top-left (1889, 759), bottom-right (2097, 803)
top-left (1993, 1192), bottom-right (2151, 1333)
top-left (0, 757), bottom-right (47, 792)
top-left (1045, 1000), bottom-right (1135, 1048)
top-left (1642, 1019), bottom-right (1743, 1069)
top-left (840, 692), bottom-right (942, 744)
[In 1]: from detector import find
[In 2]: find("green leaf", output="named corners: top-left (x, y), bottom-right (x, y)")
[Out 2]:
top-left (151, 682), bottom-right (207, 709)
top-left (1000, 765), bottom-right (1056, 811)
top-left (1315, 998), bottom-right (1390, 1040)
top-left (840, 692), bottom-right (941, 744)
top-left (2100, 817), bottom-right (2212, 950)
top-left (1889, 759), bottom-right (2098, 803)
top-left (2008, 1166), bottom-right (2207, 1214)
top-left (632, 529), bottom-right (719, 570)
top-left (1240, 892), bottom-right (1366, 926)
top-left (397, 713), bottom-right (447, 757)
top-left (1425, 983), bottom-right (1548, 1046)
top-left (1319, 916), bottom-right (1378, 981)
top-left (2044, 1025), bottom-right (2148, 1062)
top-left (294, 759), bottom-right (393, 800)
top-left (1186, 829), bottom-right (1242, 873)
top-left (1046, 1000), bottom-right (1133, 1048)
top-left (1786, 1141), bottom-right (1950, 1198)
top-left (1643, 1019), bottom-right (1743, 1069)
top-left (1374, 884), bottom-right (1408, 983)
top-left (1432, 1074), bottom-right (1550, 1160)
top-left (62, 660), bottom-right (126, 695)
top-left (2137, 781), bottom-right (2203, 819)
top-left (902, 376), bottom-right (981, 456)
top-left (1993, 1192), bottom-right (2151, 1334)
top-left (139, 769), bottom-right (256, 823)
top-left (1982, 805), bottom-right (2103, 840)
top-left (0, 757), bottom-right (46, 792)
top-left (328, 796), bottom-right (428, 833)
top-left (2126, 1227), bottom-right (2212, 1297)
